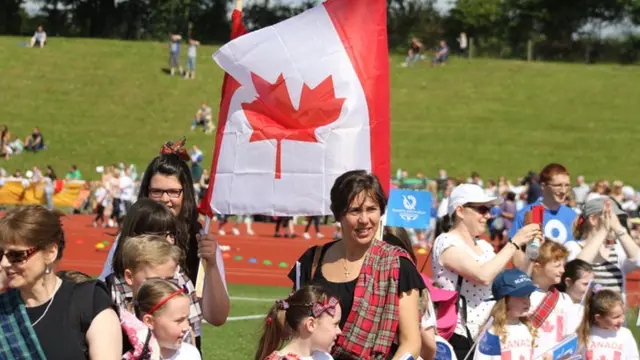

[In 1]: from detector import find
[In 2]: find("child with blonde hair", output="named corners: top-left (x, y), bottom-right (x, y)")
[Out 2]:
top-left (577, 286), bottom-right (638, 359)
top-left (473, 269), bottom-right (538, 359)
top-left (135, 279), bottom-right (201, 360)
top-left (255, 285), bottom-right (342, 360)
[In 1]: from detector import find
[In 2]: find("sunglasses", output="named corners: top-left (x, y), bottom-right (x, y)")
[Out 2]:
top-left (464, 204), bottom-right (492, 215)
top-left (0, 246), bottom-right (39, 264)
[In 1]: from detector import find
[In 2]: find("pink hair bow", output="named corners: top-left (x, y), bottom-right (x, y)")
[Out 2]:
top-left (312, 297), bottom-right (339, 318)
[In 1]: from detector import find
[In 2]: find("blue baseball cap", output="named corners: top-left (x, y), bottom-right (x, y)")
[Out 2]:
top-left (487, 269), bottom-right (538, 301)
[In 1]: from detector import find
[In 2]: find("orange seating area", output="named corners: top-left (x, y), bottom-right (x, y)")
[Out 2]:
top-left (0, 180), bottom-right (90, 208)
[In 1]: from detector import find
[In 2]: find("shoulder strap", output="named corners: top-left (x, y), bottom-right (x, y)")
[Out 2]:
top-left (530, 288), bottom-right (560, 329)
top-left (456, 275), bottom-right (474, 340)
top-left (309, 246), bottom-right (323, 282)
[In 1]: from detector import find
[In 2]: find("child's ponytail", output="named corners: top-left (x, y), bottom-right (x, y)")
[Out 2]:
top-left (254, 301), bottom-right (287, 360)
top-left (577, 285), bottom-right (623, 348)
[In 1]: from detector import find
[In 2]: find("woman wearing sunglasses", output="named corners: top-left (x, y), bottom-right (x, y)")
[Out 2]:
top-left (431, 184), bottom-right (541, 360)
top-left (0, 206), bottom-right (122, 360)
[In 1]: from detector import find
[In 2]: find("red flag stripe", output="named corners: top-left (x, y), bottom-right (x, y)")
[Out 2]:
top-left (198, 10), bottom-right (247, 216)
top-left (323, 0), bottom-right (391, 197)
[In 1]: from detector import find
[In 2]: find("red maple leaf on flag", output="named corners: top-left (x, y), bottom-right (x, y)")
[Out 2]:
top-left (242, 73), bottom-right (346, 179)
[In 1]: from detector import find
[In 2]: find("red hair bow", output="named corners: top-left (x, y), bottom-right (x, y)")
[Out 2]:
top-left (312, 297), bottom-right (339, 318)
top-left (160, 137), bottom-right (190, 162)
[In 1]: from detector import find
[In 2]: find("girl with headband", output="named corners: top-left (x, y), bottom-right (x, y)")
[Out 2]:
top-left (134, 278), bottom-right (200, 360)
top-left (255, 285), bottom-right (342, 360)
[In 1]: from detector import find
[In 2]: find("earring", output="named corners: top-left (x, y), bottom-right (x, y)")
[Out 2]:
top-left (45, 264), bottom-right (51, 274)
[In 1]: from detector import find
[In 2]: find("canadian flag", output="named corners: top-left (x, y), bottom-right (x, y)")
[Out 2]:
top-left (201, 0), bottom-right (390, 216)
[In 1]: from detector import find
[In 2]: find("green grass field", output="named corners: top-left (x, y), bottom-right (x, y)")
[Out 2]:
top-left (2, 36), bottom-right (640, 183)
top-left (213, 284), bottom-right (640, 359)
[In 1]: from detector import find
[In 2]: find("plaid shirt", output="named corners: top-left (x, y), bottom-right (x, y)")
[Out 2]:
top-left (107, 267), bottom-right (203, 337)
top-left (530, 288), bottom-right (559, 329)
top-left (333, 240), bottom-right (409, 359)
top-left (0, 289), bottom-right (47, 360)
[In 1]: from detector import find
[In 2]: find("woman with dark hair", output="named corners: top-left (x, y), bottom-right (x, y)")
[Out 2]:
top-left (289, 170), bottom-right (423, 359)
top-left (98, 138), bottom-right (230, 338)
top-left (0, 206), bottom-right (122, 359)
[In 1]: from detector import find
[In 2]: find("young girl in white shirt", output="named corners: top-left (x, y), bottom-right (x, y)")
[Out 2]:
top-left (473, 269), bottom-right (539, 360)
top-left (255, 285), bottom-right (342, 360)
top-left (135, 278), bottom-right (201, 360)
top-left (577, 286), bottom-right (639, 359)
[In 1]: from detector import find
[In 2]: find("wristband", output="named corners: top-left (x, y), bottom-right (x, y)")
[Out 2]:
top-left (616, 228), bottom-right (627, 238)
top-left (507, 240), bottom-right (520, 251)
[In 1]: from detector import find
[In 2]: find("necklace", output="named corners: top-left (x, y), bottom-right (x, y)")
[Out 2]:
top-left (31, 278), bottom-right (61, 327)
top-left (341, 257), bottom-right (351, 278)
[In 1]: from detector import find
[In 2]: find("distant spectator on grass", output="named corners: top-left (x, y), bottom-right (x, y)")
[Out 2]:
top-left (457, 32), bottom-right (468, 57)
top-left (191, 103), bottom-right (213, 133)
top-left (30, 25), bottom-right (47, 48)
top-left (185, 39), bottom-right (200, 79)
top-left (432, 40), bottom-right (449, 66)
top-left (190, 145), bottom-right (204, 182)
top-left (24, 127), bottom-right (44, 152)
top-left (44, 165), bottom-right (56, 210)
top-left (401, 37), bottom-right (423, 67)
top-left (169, 34), bottom-right (183, 76)
top-left (573, 175), bottom-right (590, 207)
top-left (65, 165), bottom-right (82, 180)
top-left (587, 180), bottom-right (608, 201)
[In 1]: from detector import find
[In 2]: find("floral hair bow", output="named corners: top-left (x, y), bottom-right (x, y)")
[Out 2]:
top-left (160, 137), bottom-right (190, 162)
top-left (276, 299), bottom-right (290, 310)
top-left (592, 284), bottom-right (603, 294)
top-left (312, 297), bottom-right (339, 318)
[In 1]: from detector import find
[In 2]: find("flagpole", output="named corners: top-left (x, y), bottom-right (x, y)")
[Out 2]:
top-left (195, 216), bottom-right (211, 298)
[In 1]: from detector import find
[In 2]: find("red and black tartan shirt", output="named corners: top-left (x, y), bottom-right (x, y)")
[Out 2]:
top-left (332, 240), bottom-right (412, 359)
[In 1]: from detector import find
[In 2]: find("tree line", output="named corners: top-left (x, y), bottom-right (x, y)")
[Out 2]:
top-left (2, 0), bottom-right (639, 63)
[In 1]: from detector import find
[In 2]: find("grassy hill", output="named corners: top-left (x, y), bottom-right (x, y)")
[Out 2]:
top-left (2, 36), bottom-right (640, 183)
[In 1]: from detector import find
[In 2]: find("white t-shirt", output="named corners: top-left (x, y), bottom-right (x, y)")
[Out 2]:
top-left (473, 323), bottom-right (534, 360)
top-left (165, 343), bottom-right (201, 360)
top-left (529, 290), bottom-right (577, 357)
top-left (432, 233), bottom-right (495, 339)
top-left (583, 326), bottom-right (639, 360)
top-left (119, 175), bottom-right (135, 202)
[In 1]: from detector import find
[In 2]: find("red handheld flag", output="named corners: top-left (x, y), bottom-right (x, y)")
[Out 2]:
top-left (532, 205), bottom-right (544, 225)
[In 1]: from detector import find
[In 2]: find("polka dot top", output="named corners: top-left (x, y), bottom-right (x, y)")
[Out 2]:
top-left (431, 232), bottom-right (496, 340)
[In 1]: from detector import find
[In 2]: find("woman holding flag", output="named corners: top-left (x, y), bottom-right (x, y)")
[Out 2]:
top-left (98, 138), bottom-right (230, 351)
top-left (289, 170), bottom-right (423, 359)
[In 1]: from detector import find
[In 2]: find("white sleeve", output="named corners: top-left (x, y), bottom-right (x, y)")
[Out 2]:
top-left (433, 234), bottom-right (461, 260)
top-left (98, 234), bottom-right (120, 280)
top-left (565, 241), bottom-right (581, 262)
top-left (624, 328), bottom-right (640, 359)
top-left (616, 244), bottom-right (640, 274)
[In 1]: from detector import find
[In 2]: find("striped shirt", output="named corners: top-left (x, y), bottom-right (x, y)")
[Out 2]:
top-left (566, 240), bottom-right (640, 301)
top-left (591, 244), bottom-right (623, 293)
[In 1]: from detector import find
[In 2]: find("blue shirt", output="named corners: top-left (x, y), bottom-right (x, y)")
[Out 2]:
top-left (170, 40), bottom-right (180, 54)
top-left (508, 200), bottom-right (577, 244)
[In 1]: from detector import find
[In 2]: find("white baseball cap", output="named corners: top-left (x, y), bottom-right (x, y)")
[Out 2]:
top-left (447, 183), bottom-right (503, 216)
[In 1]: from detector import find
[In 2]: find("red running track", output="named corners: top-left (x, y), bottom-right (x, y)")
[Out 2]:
top-left (57, 215), bottom-right (640, 306)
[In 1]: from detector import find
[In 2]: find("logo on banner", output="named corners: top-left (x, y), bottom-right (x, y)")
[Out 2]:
top-left (401, 195), bottom-right (418, 220)
top-left (386, 190), bottom-right (431, 229)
